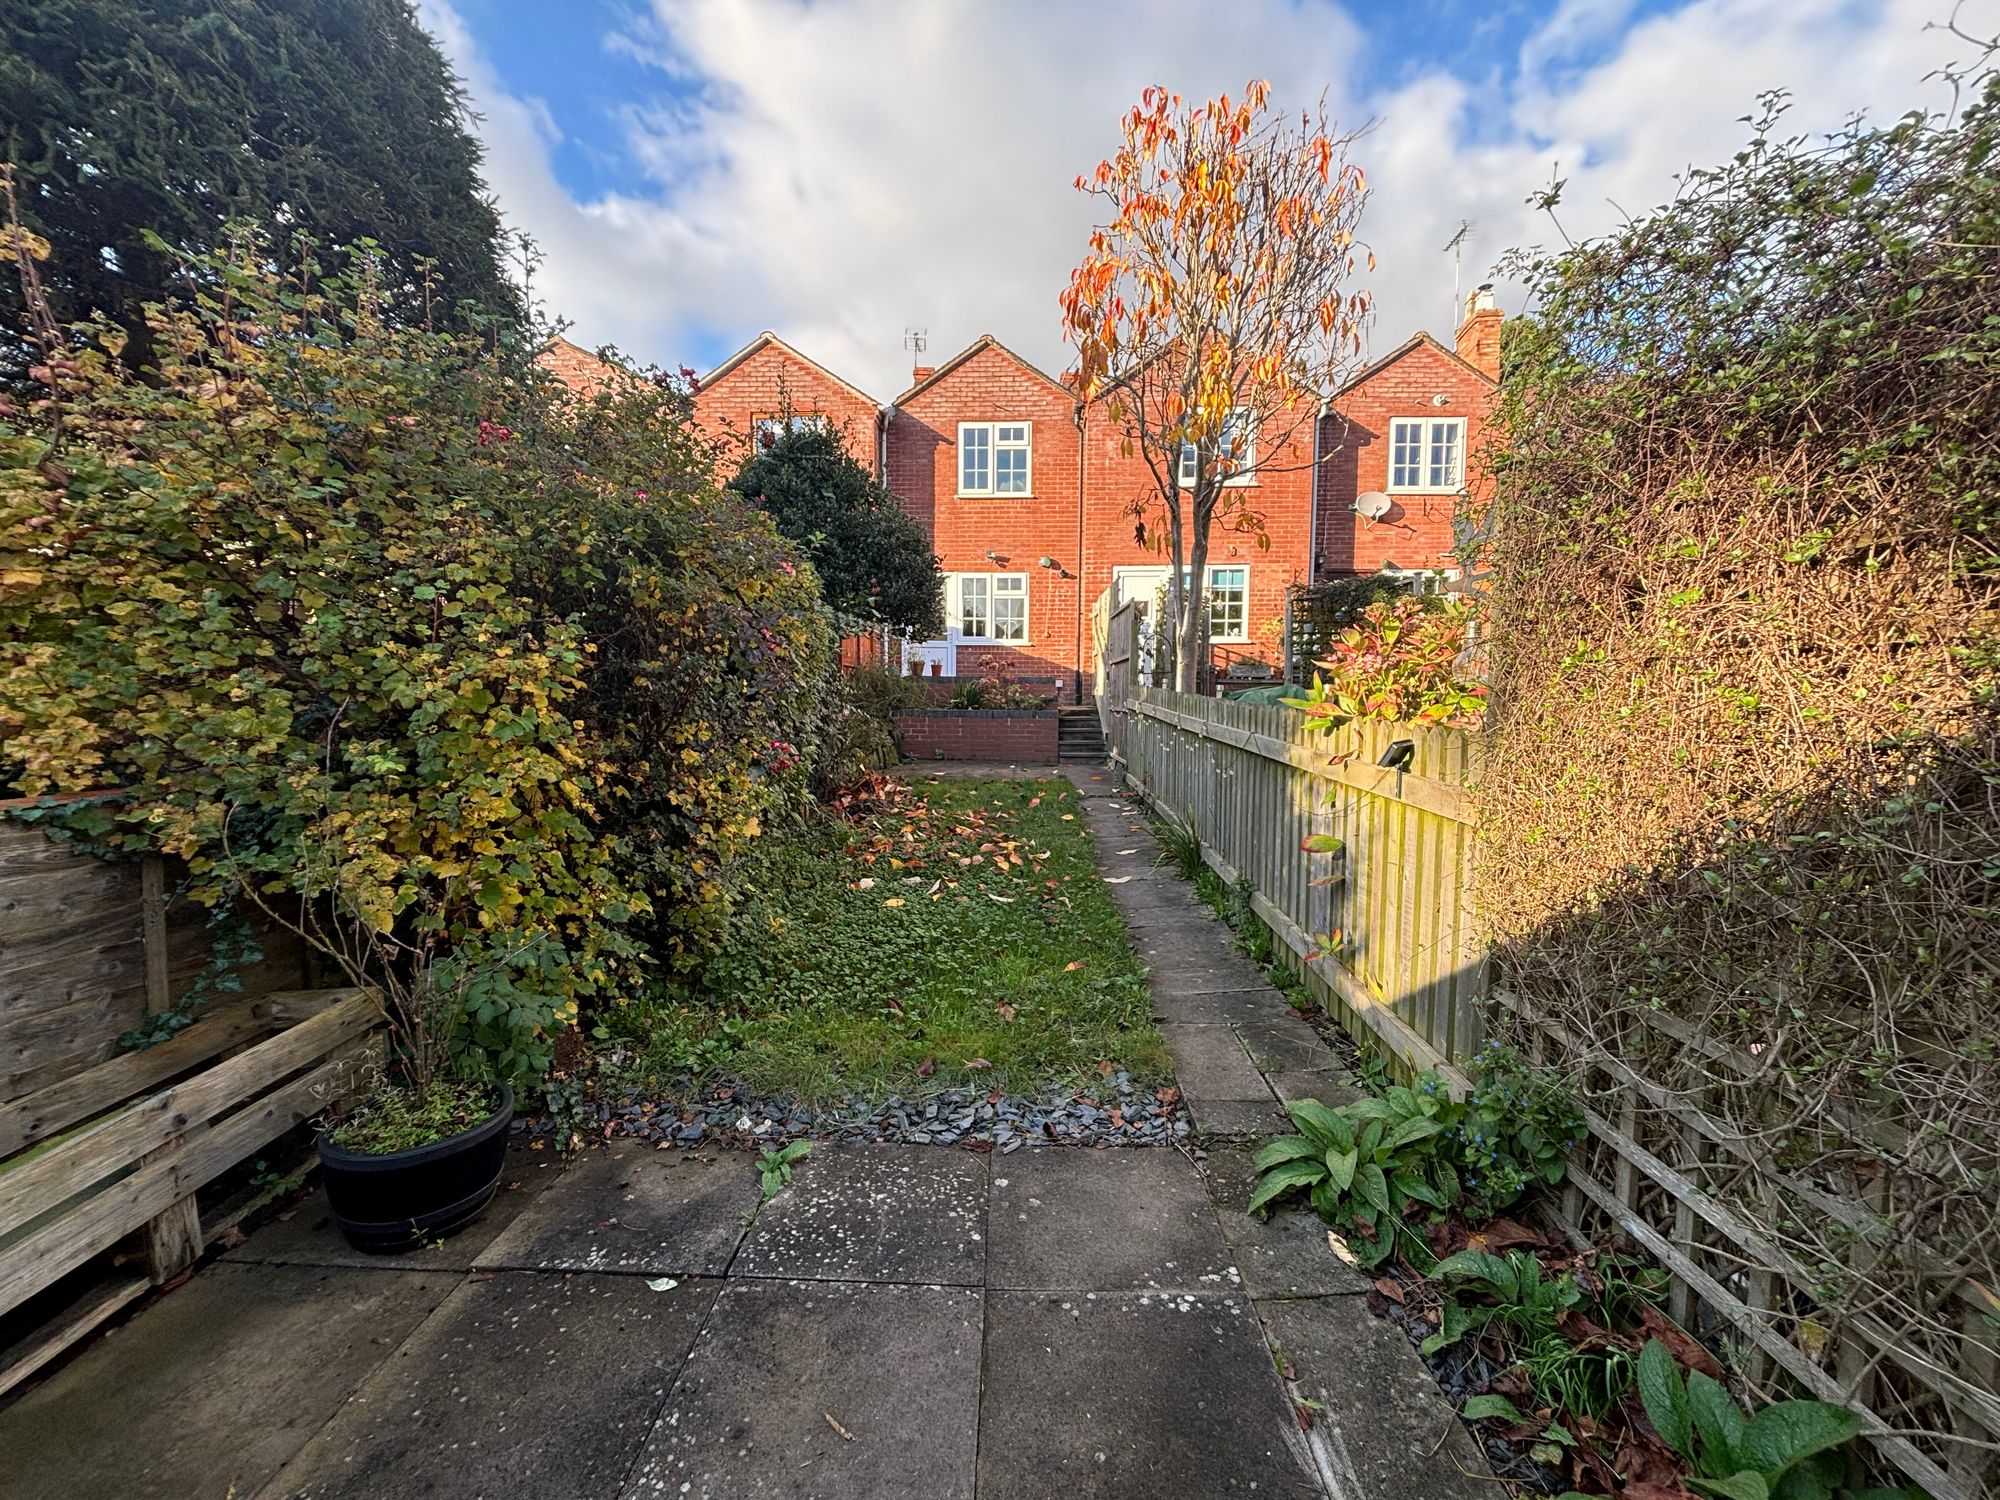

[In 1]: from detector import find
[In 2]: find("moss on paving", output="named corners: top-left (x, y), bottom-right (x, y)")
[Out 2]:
top-left (607, 775), bottom-right (1170, 1103)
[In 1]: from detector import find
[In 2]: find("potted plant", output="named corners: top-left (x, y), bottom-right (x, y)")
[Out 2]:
top-left (313, 939), bottom-right (519, 1254)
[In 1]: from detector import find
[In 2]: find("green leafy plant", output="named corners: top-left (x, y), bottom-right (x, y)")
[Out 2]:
top-left (1249, 1090), bottom-right (1460, 1268)
top-left (1457, 1043), bottom-right (1586, 1218)
top-left (1628, 1338), bottom-right (1870, 1500)
top-left (757, 1140), bottom-right (812, 1199)
top-left (1283, 595), bottom-right (1486, 728)
top-left (1420, 1249), bottom-right (1582, 1356)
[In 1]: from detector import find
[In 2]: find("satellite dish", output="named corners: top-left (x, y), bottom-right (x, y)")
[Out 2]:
top-left (1354, 491), bottom-right (1392, 520)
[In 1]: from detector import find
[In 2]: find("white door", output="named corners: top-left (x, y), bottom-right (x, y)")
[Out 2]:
top-left (905, 632), bottom-right (958, 678)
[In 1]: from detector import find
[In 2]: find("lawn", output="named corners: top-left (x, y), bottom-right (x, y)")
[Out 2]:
top-left (606, 775), bottom-right (1170, 1102)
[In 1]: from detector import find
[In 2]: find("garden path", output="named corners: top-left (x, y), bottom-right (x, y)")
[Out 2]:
top-left (0, 766), bottom-right (1487, 1500)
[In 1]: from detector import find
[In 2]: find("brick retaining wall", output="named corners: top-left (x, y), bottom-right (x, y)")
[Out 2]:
top-left (895, 710), bottom-right (1059, 764)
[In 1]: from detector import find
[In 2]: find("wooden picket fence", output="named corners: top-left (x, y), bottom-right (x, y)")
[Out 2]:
top-left (1119, 687), bottom-right (1484, 1077)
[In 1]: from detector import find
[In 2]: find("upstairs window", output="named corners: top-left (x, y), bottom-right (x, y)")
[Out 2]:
top-left (754, 413), bottom-right (828, 448)
top-left (1177, 408), bottom-right (1257, 490)
top-left (959, 422), bottom-right (1032, 495)
top-left (1388, 417), bottom-right (1465, 492)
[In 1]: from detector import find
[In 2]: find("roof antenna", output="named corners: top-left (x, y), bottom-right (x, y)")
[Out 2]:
top-left (1442, 221), bottom-right (1470, 329)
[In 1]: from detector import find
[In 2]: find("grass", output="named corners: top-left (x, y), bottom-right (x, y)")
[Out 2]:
top-left (605, 775), bottom-right (1170, 1102)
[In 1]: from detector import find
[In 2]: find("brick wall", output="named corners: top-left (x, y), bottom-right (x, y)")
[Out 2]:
top-left (1080, 394), bottom-right (1318, 671)
top-left (693, 336), bottom-right (882, 476)
top-left (895, 709), bottom-right (1059, 764)
top-left (1314, 338), bottom-right (1495, 578)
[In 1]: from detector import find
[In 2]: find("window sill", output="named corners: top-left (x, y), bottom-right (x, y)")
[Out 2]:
top-left (958, 640), bottom-right (1033, 648)
top-left (955, 491), bottom-right (1035, 500)
top-left (1385, 486), bottom-right (1464, 498)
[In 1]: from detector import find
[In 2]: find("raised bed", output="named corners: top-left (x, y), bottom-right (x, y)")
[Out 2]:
top-left (895, 708), bottom-right (1060, 764)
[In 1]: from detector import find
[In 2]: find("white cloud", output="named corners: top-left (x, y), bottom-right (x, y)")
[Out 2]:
top-left (421, 0), bottom-right (1983, 397)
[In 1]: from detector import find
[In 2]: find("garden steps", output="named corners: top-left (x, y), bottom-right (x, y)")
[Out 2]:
top-left (1056, 705), bottom-right (1107, 761)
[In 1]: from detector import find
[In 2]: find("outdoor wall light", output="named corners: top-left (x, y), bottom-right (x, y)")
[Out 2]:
top-left (1376, 739), bottom-right (1416, 771)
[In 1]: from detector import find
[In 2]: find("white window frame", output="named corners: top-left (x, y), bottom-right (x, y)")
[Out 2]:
top-left (957, 422), bottom-right (1033, 497)
top-left (1110, 564), bottom-right (1251, 643)
top-left (1378, 564), bottom-right (1462, 598)
top-left (1177, 408), bottom-right (1257, 491)
top-left (1387, 417), bottom-right (1466, 493)
top-left (1205, 564), bottom-right (1250, 642)
top-left (753, 412), bottom-right (829, 448)
top-left (948, 572), bottom-right (1029, 643)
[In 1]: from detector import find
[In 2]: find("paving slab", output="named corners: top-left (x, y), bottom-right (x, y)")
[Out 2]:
top-left (1201, 1147), bottom-right (1374, 1298)
top-left (1235, 1016), bottom-right (1344, 1074)
top-left (267, 1271), bottom-right (716, 1499)
top-left (475, 1144), bottom-right (759, 1276)
top-left (1256, 1293), bottom-right (1493, 1498)
top-left (228, 1139), bottom-right (566, 1272)
top-left (1188, 1096), bottom-right (1293, 1136)
top-left (0, 1262), bottom-right (452, 1500)
top-left (1269, 1068), bottom-right (1368, 1112)
top-left (733, 1143), bottom-right (986, 1286)
top-left (1151, 985), bottom-right (1294, 1023)
top-left (623, 1279), bottom-right (982, 1500)
top-left (978, 1290), bottom-right (1320, 1498)
top-left (1102, 879), bottom-right (1202, 912)
top-left (987, 1147), bottom-right (1235, 1291)
top-left (1159, 1021), bottom-right (1276, 1105)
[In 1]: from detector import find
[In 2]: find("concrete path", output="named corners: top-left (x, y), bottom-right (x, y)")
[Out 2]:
top-left (0, 766), bottom-right (1489, 1500)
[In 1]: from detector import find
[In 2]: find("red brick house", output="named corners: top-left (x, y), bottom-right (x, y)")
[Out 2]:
top-left (657, 290), bottom-right (1504, 696)
top-left (691, 331), bottom-right (883, 471)
top-left (883, 336), bottom-right (1087, 694)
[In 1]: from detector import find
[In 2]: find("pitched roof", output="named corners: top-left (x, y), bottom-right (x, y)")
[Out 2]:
top-left (893, 334), bottom-right (1075, 406)
top-left (1334, 331), bottom-right (1497, 398)
top-left (700, 331), bottom-right (882, 407)
top-left (538, 333), bottom-right (624, 397)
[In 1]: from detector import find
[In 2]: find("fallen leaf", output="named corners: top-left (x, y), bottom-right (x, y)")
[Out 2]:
top-left (1373, 1277), bottom-right (1405, 1304)
top-left (1063, 960), bottom-right (1085, 971)
top-left (1060, 813), bottom-right (1076, 821)
top-left (855, 877), bottom-right (876, 890)
top-left (883, 897), bottom-right (905, 907)
top-left (825, 1413), bottom-right (857, 1442)
top-left (1157, 1085), bottom-right (1181, 1107)
top-left (647, 1276), bottom-right (679, 1292)
top-left (1103, 875), bottom-right (1133, 884)
top-left (1098, 1059), bottom-right (1115, 1077)
top-left (213, 1225), bottom-right (248, 1249)
top-left (966, 1058), bottom-right (993, 1070)
top-left (985, 893), bottom-right (1014, 903)
top-left (997, 1003), bottom-right (1017, 1022)
top-left (918, 1057), bottom-right (937, 1078)
top-left (1640, 1306), bottom-right (1724, 1377)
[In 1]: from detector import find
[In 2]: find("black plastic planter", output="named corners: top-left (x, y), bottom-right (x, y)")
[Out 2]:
top-left (316, 1085), bottom-right (514, 1253)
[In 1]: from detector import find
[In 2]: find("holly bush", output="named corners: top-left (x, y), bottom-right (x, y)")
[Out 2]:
top-left (0, 238), bottom-right (829, 1078)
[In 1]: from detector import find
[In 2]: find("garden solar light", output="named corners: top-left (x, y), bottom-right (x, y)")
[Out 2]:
top-left (1377, 739), bottom-right (1416, 771)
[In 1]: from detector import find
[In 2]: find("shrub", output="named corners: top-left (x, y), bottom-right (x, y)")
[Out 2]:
top-left (1284, 595), bottom-right (1485, 727)
top-left (0, 237), bottom-right (826, 1075)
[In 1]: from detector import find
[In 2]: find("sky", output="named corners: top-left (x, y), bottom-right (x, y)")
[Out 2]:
top-left (420, 0), bottom-right (1993, 398)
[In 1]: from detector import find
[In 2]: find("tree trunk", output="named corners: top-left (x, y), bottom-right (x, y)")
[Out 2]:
top-left (1164, 501), bottom-right (1188, 692)
top-left (1178, 513), bottom-right (1210, 694)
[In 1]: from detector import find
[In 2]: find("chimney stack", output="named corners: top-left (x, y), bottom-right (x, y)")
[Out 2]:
top-left (1455, 284), bottom-right (1502, 381)
top-left (911, 364), bottom-right (935, 385)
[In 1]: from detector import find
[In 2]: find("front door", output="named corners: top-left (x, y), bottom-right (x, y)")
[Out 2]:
top-left (905, 633), bottom-right (958, 679)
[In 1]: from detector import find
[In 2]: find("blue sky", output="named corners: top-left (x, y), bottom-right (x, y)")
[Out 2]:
top-left (423, 0), bottom-right (1981, 393)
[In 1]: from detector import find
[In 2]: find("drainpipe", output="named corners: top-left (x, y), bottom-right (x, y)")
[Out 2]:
top-left (1073, 399), bottom-right (1087, 706)
top-left (1308, 394), bottom-right (1329, 583)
